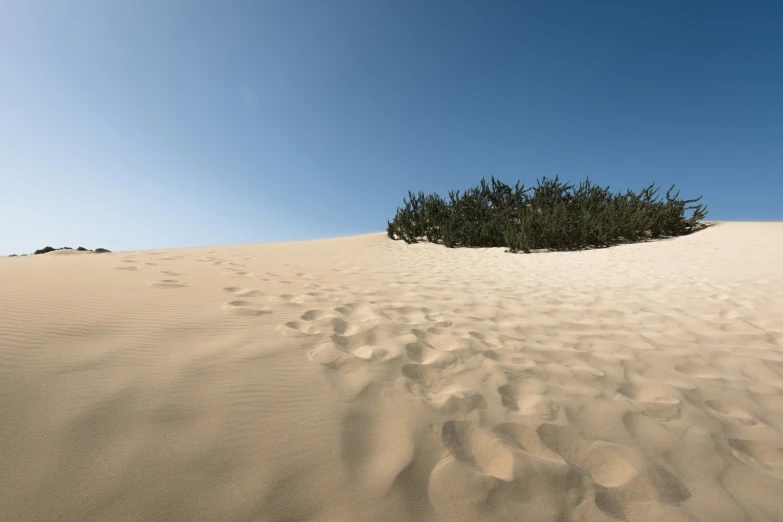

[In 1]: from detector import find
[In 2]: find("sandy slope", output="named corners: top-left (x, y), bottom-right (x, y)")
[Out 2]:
top-left (1, 222), bottom-right (783, 521)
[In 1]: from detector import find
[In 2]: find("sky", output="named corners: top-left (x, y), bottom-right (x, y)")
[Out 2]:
top-left (1, 0), bottom-right (781, 255)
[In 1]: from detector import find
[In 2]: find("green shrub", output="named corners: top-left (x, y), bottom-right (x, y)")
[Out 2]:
top-left (387, 176), bottom-right (708, 253)
top-left (30, 245), bottom-right (113, 254)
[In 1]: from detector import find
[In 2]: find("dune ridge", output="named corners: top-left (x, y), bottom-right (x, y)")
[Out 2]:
top-left (1, 222), bottom-right (783, 521)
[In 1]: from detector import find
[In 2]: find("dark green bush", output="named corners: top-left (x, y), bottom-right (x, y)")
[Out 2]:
top-left (387, 176), bottom-right (708, 253)
top-left (29, 245), bottom-right (112, 255)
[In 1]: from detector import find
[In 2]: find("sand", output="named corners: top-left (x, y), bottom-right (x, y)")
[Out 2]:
top-left (1, 222), bottom-right (782, 521)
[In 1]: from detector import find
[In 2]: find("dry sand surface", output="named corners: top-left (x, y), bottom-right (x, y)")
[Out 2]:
top-left (2, 222), bottom-right (783, 521)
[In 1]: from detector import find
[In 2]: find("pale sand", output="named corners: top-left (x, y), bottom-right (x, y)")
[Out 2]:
top-left (1, 222), bottom-right (783, 521)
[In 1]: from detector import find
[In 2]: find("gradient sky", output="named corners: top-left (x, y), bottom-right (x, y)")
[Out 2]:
top-left (1, 0), bottom-right (781, 255)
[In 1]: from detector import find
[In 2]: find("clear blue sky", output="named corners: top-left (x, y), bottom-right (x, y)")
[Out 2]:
top-left (1, 0), bottom-right (781, 255)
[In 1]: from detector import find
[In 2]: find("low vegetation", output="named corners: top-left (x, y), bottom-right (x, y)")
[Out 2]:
top-left (386, 176), bottom-right (708, 253)
top-left (7, 246), bottom-right (113, 256)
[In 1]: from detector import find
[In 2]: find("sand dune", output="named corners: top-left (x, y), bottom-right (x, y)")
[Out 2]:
top-left (1, 222), bottom-right (783, 521)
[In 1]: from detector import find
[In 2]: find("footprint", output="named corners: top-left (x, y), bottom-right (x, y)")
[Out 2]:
top-left (540, 426), bottom-right (690, 508)
top-left (483, 350), bottom-right (536, 374)
top-left (440, 337), bottom-right (484, 360)
top-left (401, 364), bottom-right (443, 391)
top-left (222, 300), bottom-right (272, 317)
top-left (331, 318), bottom-right (359, 336)
top-left (150, 279), bottom-right (187, 288)
top-left (334, 304), bottom-right (376, 322)
top-left (425, 386), bottom-right (487, 415)
top-left (331, 328), bottom-right (377, 351)
top-left (536, 424), bottom-right (587, 465)
top-left (468, 331), bottom-right (502, 347)
top-left (424, 325), bottom-right (452, 336)
top-left (223, 287), bottom-right (263, 298)
top-left (589, 459), bottom-right (690, 517)
top-left (492, 423), bottom-right (567, 464)
top-left (299, 310), bottom-right (328, 321)
top-left (586, 442), bottom-right (640, 488)
top-left (278, 321), bottom-right (321, 335)
top-left (223, 271), bottom-right (254, 278)
top-left (562, 361), bottom-right (605, 377)
top-left (430, 421), bottom-right (577, 521)
top-left (727, 438), bottom-right (783, 478)
top-left (114, 266), bottom-right (140, 271)
top-left (325, 328), bottom-right (391, 363)
top-left (617, 383), bottom-right (682, 422)
top-left (498, 384), bottom-right (559, 420)
top-left (308, 342), bottom-right (366, 373)
top-left (623, 412), bottom-right (682, 456)
top-left (162, 270), bottom-right (184, 276)
top-left (274, 294), bottom-right (308, 304)
top-left (351, 345), bottom-right (388, 361)
top-left (405, 340), bottom-right (437, 363)
top-left (440, 420), bottom-right (515, 481)
top-left (705, 400), bottom-right (757, 426)
top-left (339, 386), bottom-right (416, 492)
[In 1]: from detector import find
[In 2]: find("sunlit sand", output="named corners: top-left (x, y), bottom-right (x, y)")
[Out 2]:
top-left (2, 222), bottom-right (782, 521)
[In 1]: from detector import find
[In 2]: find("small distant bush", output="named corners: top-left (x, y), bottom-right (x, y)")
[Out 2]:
top-left (9, 254), bottom-right (18, 257)
top-left (29, 245), bottom-right (112, 255)
top-left (386, 176), bottom-right (708, 253)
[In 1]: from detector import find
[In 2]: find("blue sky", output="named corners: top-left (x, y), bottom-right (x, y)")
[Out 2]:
top-left (1, 0), bottom-right (781, 255)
